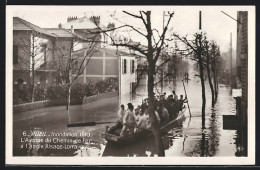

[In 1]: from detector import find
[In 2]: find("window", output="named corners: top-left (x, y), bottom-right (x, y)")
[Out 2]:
top-left (17, 79), bottom-right (24, 90)
top-left (122, 59), bottom-right (127, 74)
top-left (13, 45), bottom-right (18, 64)
top-left (131, 59), bottom-right (135, 74)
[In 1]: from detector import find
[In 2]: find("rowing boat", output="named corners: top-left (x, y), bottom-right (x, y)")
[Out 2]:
top-left (102, 105), bottom-right (187, 145)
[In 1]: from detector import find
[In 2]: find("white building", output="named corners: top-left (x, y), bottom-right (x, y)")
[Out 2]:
top-left (119, 55), bottom-right (137, 106)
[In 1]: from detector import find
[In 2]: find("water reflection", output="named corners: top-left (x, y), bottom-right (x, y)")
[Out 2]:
top-left (13, 73), bottom-right (246, 157)
top-left (102, 137), bottom-right (157, 157)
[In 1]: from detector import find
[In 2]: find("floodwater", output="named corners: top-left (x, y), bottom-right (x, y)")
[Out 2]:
top-left (13, 74), bottom-right (247, 157)
top-left (103, 76), bottom-right (247, 157)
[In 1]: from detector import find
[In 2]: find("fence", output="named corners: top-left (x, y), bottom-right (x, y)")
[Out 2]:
top-left (13, 90), bottom-right (119, 114)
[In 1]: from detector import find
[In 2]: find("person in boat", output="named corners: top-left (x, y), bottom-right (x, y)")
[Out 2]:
top-left (156, 103), bottom-right (170, 125)
top-left (136, 107), bottom-right (147, 132)
top-left (142, 106), bottom-right (151, 128)
top-left (159, 94), bottom-right (169, 112)
top-left (117, 104), bottom-right (125, 123)
top-left (141, 98), bottom-right (148, 110)
top-left (163, 92), bottom-right (167, 97)
top-left (172, 90), bottom-right (178, 101)
top-left (177, 95), bottom-right (187, 111)
top-left (134, 105), bottom-right (141, 124)
top-left (140, 105), bottom-right (160, 129)
top-left (120, 103), bottom-right (136, 136)
top-left (108, 104), bottom-right (125, 132)
top-left (166, 95), bottom-right (175, 120)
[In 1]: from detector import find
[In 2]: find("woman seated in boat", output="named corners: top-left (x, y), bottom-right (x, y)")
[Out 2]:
top-left (120, 103), bottom-right (136, 136)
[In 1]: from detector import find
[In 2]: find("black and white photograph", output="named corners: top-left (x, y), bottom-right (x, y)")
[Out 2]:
top-left (5, 5), bottom-right (255, 165)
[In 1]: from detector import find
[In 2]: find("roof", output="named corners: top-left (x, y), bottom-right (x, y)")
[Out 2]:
top-left (45, 28), bottom-right (87, 41)
top-left (73, 45), bottom-right (135, 57)
top-left (45, 28), bottom-right (75, 38)
top-left (61, 16), bottom-right (105, 30)
top-left (13, 17), bottom-right (56, 38)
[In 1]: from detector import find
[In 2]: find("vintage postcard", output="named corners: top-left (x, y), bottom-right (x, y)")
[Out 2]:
top-left (5, 5), bottom-right (255, 165)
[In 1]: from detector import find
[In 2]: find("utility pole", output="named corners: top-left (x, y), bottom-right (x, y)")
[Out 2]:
top-left (230, 32), bottom-right (232, 90)
top-left (199, 11), bottom-right (202, 30)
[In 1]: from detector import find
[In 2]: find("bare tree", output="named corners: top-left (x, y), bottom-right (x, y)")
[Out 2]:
top-left (210, 41), bottom-right (221, 101)
top-left (173, 32), bottom-right (208, 129)
top-left (54, 36), bottom-right (100, 110)
top-left (98, 11), bottom-right (175, 156)
top-left (205, 41), bottom-right (215, 107)
top-left (15, 31), bottom-right (50, 102)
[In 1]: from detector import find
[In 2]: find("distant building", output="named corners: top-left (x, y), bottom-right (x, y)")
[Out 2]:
top-left (71, 46), bottom-right (137, 83)
top-left (60, 15), bottom-right (111, 48)
top-left (233, 11), bottom-right (248, 156)
top-left (13, 17), bottom-right (87, 90)
top-left (13, 17), bottom-right (56, 90)
top-left (13, 15), bottom-right (137, 101)
top-left (235, 11), bottom-right (248, 123)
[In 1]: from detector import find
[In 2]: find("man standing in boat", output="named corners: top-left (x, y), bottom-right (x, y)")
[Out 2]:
top-left (172, 90), bottom-right (178, 101)
top-left (117, 104), bottom-right (125, 123)
top-left (156, 103), bottom-right (170, 125)
top-left (177, 95), bottom-right (187, 111)
top-left (120, 103), bottom-right (136, 136)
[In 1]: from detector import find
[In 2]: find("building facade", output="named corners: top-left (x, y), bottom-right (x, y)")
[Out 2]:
top-left (13, 17), bottom-right (57, 91)
top-left (13, 17), bottom-right (87, 90)
top-left (71, 47), bottom-right (121, 83)
top-left (235, 11), bottom-right (248, 124)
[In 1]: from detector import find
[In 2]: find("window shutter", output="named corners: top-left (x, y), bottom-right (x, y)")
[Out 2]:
top-left (13, 45), bottom-right (18, 64)
top-left (123, 59), bottom-right (127, 73)
top-left (130, 59), bottom-right (132, 73)
top-left (131, 60), bottom-right (135, 73)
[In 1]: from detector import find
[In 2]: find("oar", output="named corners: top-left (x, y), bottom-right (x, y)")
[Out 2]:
top-left (67, 121), bottom-right (117, 127)
top-left (182, 80), bottom-right (191, 117)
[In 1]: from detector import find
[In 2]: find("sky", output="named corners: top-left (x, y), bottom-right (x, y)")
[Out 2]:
top-left (7, 5), bottom-right (253, 53)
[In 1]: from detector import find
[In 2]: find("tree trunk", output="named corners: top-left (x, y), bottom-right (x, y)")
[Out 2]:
top-left (31, 33), bottom-right (35, 102)
top-left (206, 53), bottom-right (215, 107)
top-left (198, 35), bottom-right (206, 129)
top-left (66, 85), bottom-right (71, 110)
top-left (212, 64), bottom-right (218, 102)
top-left (147, 63), bottom-right (165, 156)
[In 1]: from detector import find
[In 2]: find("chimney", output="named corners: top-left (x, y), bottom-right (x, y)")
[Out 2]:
top-left (58, 23), bottom-right (62, 29)
top-left (70, 25), bottom-right (74, 33)
top-left (89, 16), bottom-right (100, 26)
top-left (67, 16), bottom-right (78, 23)
top-left (107, 23), bottom-right (115, 30)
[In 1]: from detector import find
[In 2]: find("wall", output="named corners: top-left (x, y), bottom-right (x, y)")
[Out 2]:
top-left (54, 38), bottom-right (72, 61)
top-left (13, 31), bottom-right (31, 70)
top-left (237, 11), bottom-right (248, 126)
top-left (13, 90), bottom-right (118, 113)
top-left (71, 47), bottom-right (119, 83)
top-left (82, 90), bottom-right (118, 104)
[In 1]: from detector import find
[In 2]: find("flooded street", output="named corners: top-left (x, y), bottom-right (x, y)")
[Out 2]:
top-left (104, 75), bottom-right (244, 157)
top-left (13, 74), bottom-right (245, 157)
